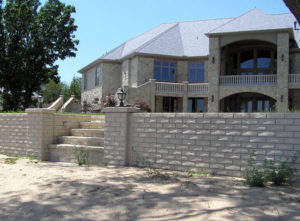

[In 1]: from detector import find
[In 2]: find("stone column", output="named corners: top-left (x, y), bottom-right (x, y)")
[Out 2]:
top-left (102, 107), bottom-right (140, 166)
top-left (25, 108), bottom-right (55, 160)
top-left (183, 81), bottom-right (189, 112)
top-left (208, 37), bottom-right (221, 112)
top-left (149, 79), bottom-right (156, 112)
top-left (276, 32), bottom-right (289, 112)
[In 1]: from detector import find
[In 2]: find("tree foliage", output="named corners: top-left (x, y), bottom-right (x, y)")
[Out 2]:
top-left (0, 0), bottom-right (78, 111)
top-left (283, 0), bottom-right (300, 25)
top-left (62, 76), bottom-right (81, 102)
top-left (42, 79), bottom-right (63, 103)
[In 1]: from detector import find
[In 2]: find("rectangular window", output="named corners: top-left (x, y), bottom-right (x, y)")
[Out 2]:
top-left (84, 74), bottom-right (88, 90)
top-left (188, 62), bottom-right (205, 83)
top-left (154, 60), bottom-right (176, 82)
top-left (188, 98), bottom-right (205, 112)
top-left (95, 66), bottom-right (101, 86)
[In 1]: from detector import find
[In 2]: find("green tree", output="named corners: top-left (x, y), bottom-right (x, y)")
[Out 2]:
top-left (42, 79), bottom-right (63, 103)
top-left (62, 76), bottom-right (81, 102)
top-left (0, 0), bottom-right (78, 111)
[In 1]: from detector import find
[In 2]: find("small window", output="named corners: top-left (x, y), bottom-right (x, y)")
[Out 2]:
top-left (188, 62), bottom-right (205, 83)
top-left (154, 60), bottom-right (176, 82)
top-left (95, 66), bottom-right (101, 86)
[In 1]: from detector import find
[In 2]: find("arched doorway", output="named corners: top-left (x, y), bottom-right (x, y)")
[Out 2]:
top-left (220, 93), bottom-right (276, 112)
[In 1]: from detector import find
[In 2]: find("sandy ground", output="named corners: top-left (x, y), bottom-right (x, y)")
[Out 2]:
top-left (0, 155), bottom-right (300, 221)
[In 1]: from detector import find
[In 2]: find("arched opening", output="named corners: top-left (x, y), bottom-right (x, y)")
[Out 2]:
top-left (220, 92), bottom-right (276, 112)
top-left (221, 40), bottom-right (277, 76)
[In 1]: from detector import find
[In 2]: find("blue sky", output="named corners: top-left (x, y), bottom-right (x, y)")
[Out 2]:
top-left (56, 0), bottom-right (290, 84)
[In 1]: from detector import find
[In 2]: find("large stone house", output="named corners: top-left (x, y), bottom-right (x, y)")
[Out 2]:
top-left (78, 8), bottom-right (300, 113)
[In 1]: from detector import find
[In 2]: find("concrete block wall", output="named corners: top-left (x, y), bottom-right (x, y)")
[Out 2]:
top-left (103, 109), bottom-right (300, 178)
top-left (0, 114), bottom-right (29, 156)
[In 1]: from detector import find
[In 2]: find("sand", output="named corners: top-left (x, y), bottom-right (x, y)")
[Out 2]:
top-left (0, 154), bottom-right (299, 221)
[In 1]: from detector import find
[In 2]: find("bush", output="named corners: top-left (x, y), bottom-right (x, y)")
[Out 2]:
top-left (244, 151), bottom-right (299, 187)
top-left (264, 154), bottom-right (298, 186)
top-left (131, 101), bottom-right (151, 112)
top-left (103, 94), bottom-right (117, 107)
top-left (82, 100), bottom-right (92, 113)
top-left (74, 148), bottom-right (88, 166)
top-left (244, 151), bottom-right (265, 187)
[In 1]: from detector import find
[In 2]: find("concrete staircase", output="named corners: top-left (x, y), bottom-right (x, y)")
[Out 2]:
top-left (48, 116), bottom-right (105, 165)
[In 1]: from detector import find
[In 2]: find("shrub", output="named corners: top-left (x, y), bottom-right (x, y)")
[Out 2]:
top-left (244, 151), bottom-right (265, 187)
top-left (103, 94), bottom-right (117, 107)
top-left (131, 101), bottom-right (151, 112)
top-left (264, 153), bottom-right (298, 186)
top-left (82, 100), bottom-right (92, 113)
top-left (74, 148), bottom-right (88, 166)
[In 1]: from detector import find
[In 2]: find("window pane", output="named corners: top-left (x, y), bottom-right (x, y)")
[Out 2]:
top-left (154, 67), bottom-right (161, 80)
top-left (240, 50), bottom-right (254, 69)
top-left (162, 67), bottom-right (169, 81)
top-left (188, 99), bottom-right (193, 112)
top-left (198, 62), bottom-right (204, 69)
top-left (264, 100), bottom-right (270, 112)
top-left (257, 100), bottom-right (263, 112)
top-left (197, 69), bottom-right (204, 82)
top-left (162, 61), bottom-right (169, 66)
top-left (170, 67), bottom-right (175, 82)
top-left (196, 98), bottom-right (204, 112)
top-left (247, 100), bottom-right (253, 113)
top-left (154, 60), bottom-right (161, 66)
top-left (189, 62), bottom-right (196, 69)
top-left (257, 50), bottom-right (271, 68)
top-left (189, 69), bottom-right (196, 82)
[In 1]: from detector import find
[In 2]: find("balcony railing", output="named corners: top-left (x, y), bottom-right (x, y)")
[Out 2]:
top-left (219, 74), bottom-right (277, 86)
top-left (155, 81), bottom-right (208, 96)
top-left (188, 83), bottom-right (209, 95)
top-left (156, 82), bottom-right (184, 94)
top-left (289, 74), bottom-right (300, 84)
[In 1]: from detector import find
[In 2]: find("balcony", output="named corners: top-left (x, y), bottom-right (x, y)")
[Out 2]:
top-left (219, 75), bottom-right (277, 86)
top-left (155, 81), bottom-right (208, 97)
top-left (289, 74), bottom-right (300, 88)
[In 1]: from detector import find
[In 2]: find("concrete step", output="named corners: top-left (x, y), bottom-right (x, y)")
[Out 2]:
top-left (59, 136), bottom-right (104, 146)
top-left (91, 115), bottom-right (105, 122)
top-left (70, 129), bottom-right (104, 137)
top-left (48, 144), bottom-right (104, 165)
top-left (80, 122), bottom-right (104, 129)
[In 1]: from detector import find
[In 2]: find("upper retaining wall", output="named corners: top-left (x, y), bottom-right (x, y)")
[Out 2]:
top-left (104, 110), bottom-right (300, 178)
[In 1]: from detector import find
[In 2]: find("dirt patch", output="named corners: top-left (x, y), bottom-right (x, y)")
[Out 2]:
top-left (0, 154), bottom-right (299, 221)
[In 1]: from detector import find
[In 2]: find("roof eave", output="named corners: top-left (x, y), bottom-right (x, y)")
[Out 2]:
top-left (77, 58), bottom-right (121, 74)
top-left (205, 27), bottom-right (294, 37)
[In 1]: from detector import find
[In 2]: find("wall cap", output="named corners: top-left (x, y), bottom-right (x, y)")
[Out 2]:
top-left (25, 108), bottom-right (56, 114)
top-left (102, 107), bottom-right (140, 113)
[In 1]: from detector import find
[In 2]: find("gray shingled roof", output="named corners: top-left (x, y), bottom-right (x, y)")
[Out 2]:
top-left (208, 8), bottom-right (297, 35)
top-left (79, 8), bottom-right (299, 72)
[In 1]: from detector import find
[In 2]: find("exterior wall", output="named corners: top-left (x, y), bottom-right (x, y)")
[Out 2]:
top-left (102, 62), bottom-right (121, 101)
top-left (104, 109), bottom-right (300, 178)
top-left (0, 114), bottom-right (29, 156)
top-left (131, 57), bottom-right (139, 87)
top-left (276, 33), bottom-right (289, 112)
top-left (137, 57), bottom-right (154, 85)
top-left (82, 62), bottom-right (121, 106)
top-left (122, 59), bottom-right (130, 87)
top-left (81, 64), bottom-right (102, 104)
top-left (290, 51), bottom-right (300, 73)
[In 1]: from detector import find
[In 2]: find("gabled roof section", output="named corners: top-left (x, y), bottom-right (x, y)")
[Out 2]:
top-left (208, 8), bottom-right (295, 35)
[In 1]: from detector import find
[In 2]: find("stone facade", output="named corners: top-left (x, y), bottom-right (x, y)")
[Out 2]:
top-left (80, 34), bottom-right (300, 113)
top-left (104, 108), bottom-right (300, 178)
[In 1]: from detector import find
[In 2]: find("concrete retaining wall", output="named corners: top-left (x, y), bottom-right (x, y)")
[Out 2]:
top-left (104, 108), bottom-right (300, 178)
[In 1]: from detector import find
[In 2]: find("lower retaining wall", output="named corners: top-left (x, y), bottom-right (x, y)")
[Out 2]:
top-left (0, 114), bottom-right (29, 156)
top-left (0, 112), bottom-right (92, 159)
top-left (104, 109), bottom-right (300, 178)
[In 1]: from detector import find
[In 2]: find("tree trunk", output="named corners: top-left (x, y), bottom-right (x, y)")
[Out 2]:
top-left (284, 0), bottom-right (300, 24)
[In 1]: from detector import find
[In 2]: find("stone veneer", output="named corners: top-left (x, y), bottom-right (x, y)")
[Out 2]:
top-left (104, 108), bottom-right (300, 178)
